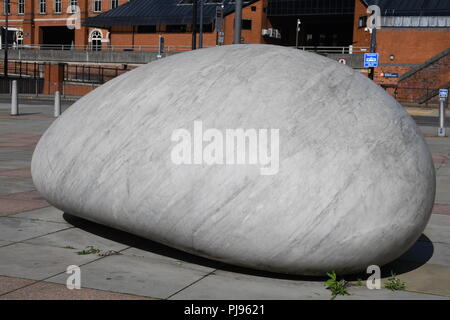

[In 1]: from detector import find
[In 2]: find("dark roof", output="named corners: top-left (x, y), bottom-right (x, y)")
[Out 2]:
top-left (84, 0), bottom-right (257, 27)
top-left (363, 0), bottom-right (450, 16)
top-left (267, 0), bottom-right (355, 16)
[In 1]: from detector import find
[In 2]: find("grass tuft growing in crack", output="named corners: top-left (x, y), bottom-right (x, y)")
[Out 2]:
top-left (324, 271), bottom-right (350, 299)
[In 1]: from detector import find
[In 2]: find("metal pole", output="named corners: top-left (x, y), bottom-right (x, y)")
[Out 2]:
top-left (438, 96), bottom-right (446, 137)
top-left (54, 91), bottom-right (61, 117)
top-left (199, 0), bottom-right (204, 48)
top-left (4, 0), bottom-right (9, 78)
top-left (233, 0), bottom-right (242, 44)
top-left (295, 19), bottom-right (301, 49)
top-left (368, 22), bottom-right (377, 80)
top-left (10, 79), bottom-right (18, 115)
top-left (192, 0), bottom-right (198, 50)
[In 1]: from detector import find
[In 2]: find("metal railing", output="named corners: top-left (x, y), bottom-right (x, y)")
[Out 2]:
top-left (64, 64), bottom-right (135, 84)
top-left (291, 45), bottom-right (369, 54)
top-left (3, 44), bottom-right (202, 53)
top-left (3, 44), bottom-right (370, 54)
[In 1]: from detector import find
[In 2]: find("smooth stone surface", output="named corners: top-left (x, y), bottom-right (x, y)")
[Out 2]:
top-left (31, 44), bottom-right (435, 275)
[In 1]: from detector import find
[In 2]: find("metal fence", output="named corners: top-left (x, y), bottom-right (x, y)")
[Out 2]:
top-left (64, 64), bottom-right (134, 84)
top-left (0, 60), bottom-right (133, 96)
top-left (292, 46), bottom-right (369, 54)
top-left (383, 85), bottom-right (446, 105)
top-left (8, 44), bottom-right (370, 54)
top-left (0, 77), bottom-right (44, 94)
top-left (6, 44), bottom-right (196, 53)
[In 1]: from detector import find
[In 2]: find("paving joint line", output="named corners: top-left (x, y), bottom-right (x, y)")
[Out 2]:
top-left (165, 269), bottom-right (218, 300)
top-left (0, 226), bottom-right (75, 249)
top-left (0, 245), bottom-right (133, 298)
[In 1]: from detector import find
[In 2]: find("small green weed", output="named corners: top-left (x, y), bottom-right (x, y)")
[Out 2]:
top-left (324, 271), bottom-right (350, 299)
top-left (77, 246), bottom-right (101, 255)
top-left (384, 272), bottom-right (406, 291)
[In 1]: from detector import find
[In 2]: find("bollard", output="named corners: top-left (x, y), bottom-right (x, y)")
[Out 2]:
top-left (54, 91), bottom-right (61, 117)
top-left (10, 80), bottom-right (18, 116)
top-left (438, 98), bottom-right (446, 137)
top-left (438, 89), bottom-right (448, 137)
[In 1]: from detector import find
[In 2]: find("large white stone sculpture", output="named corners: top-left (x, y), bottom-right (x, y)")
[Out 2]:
top-left (31, 44), bottom-right (435, 275)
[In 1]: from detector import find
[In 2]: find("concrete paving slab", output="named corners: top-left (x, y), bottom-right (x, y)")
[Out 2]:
top-left (393, 263), bottom-right (450, 298)
top-left (428, 213), bottom-right (450, 227)
top-left (424, 225), bottom-right (450, 245)
top-left (0, 177), bottom-right (36, 195)
top-left (341, 286), bottom-right (448, 300)
top-left (436, 176), bottom-right (450, 204)
top-left (168, 270), bottom-right (447, 300)
top-left (0, 240), bottom-right (12, 247)
top-left (0, 168), bottom-right (31, 178)
top-left (437, 163), bottom-right (450, 176)
top-left (0, 242), bottom-right (101, 280)
top-left (169, 270), bottom-right (328, 300)
top-left (24, 227), bottom-right (129, 252)
top-left (432, 204), bottom-right (450, 215)
top-left (0, 148), bottom-right (34, 162)
top-left (0, 161), bottom-right (31, 170)
top-left (424, 136), bottom-right (450, 154)
top-left (0, 190), bottom-right (50, 216)
top-left (0, 275), bottom-right (36, 295)
top-left (46, 252), bottom-right (215, 299)
top-left (12, 206), bottom-right (68, 224)
top-left (0, 281), bottom-right (153, 300)
top-left (0, 217), bottom-right (71, 242)
top-left (0, 118), bottom-right (54, 135)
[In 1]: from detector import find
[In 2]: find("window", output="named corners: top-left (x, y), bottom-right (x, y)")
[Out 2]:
top-left (54, 0), bottom-right (61, 13)
top-left (93, 0), bottom-right (102, 12)
top-left (358, 16), bottom-right (367, 28)
top-left (3, 0), bottom-right (10, 15)
top-left (70, 0), bottom-right (78, 13)
top-left (90, 30), bottom-right (102, 51)
top-left (242, 19), bottom-right (252, 30)
top-left (40, 0), bottom-right (46, 13)
top-left (111, 0), bottom-right (118, 9)
top-left (166, 25), bottom-right (187, 33)
top-left (251, 6), bottom-right (256, 11)
top-left (18, 0), bottom-right (25, 14)
top-left (137, 26), bottom-right (156, 33)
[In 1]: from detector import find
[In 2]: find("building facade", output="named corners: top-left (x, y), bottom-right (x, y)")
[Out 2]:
top-left (0, 0), bottom-right (129, 48)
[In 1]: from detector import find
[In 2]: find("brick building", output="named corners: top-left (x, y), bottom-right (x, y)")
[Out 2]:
top-left (0, 0), bottom-right (130, 48)
top-left (2, 0), bottom-right (449, 101)
top-left (353, 0), bottom-right (450, 94)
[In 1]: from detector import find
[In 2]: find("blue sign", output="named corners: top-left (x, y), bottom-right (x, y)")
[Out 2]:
top-left (383, 72), bottom-right (398, 78)
top-left (364, 53), bottom-right (379, 68)
top-left (439, 89), bottom-right (448, 98)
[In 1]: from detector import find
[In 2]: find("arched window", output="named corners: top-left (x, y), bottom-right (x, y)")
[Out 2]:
top-left (89, 30), bottom-right (102, 51)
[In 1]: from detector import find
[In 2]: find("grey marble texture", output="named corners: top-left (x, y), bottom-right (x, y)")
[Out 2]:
top-left (31, 44), bottom-right (435, 275)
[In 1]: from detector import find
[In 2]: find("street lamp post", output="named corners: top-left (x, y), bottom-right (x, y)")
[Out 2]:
top-left (3, 0), bottom-right (9, 78)
top-left (233, 0), bottom-right (242, 44)
top-left (191, 0), bottom-right (198, 50)
top-left (368, 27), bottom-right (377, 80)
top-left (295, 19), bottom-right (301, 49)
top-left (198, 0), bottom-right (204, 48)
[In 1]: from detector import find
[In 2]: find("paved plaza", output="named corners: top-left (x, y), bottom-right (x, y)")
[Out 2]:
top-left (0, 99), bottom-right (449, 300)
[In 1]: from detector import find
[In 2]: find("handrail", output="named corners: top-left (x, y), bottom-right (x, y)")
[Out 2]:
top-left (1, 44), bottom-right (207, 53)
top-left (1, 44), bottom-right (370, 54)
top-left (290, 46), bottom-right (370, 54)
